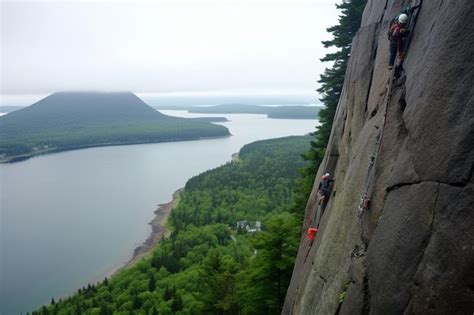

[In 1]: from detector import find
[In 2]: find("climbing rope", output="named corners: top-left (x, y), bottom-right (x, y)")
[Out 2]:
top-left (357, 75), bottom-right (393, 218)
top-left (357, 0), bottom-right (422, 219)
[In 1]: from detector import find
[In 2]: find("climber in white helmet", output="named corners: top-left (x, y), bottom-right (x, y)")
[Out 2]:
top-left (386, 2), bottom-right (422, 70)
top-left (388, 13), bottom-right (411, 70)
top-left (398, 13), bottom-right (409, 24)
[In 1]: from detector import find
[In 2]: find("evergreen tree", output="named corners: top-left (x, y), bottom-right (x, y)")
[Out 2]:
top-left (171, 294), bottom-right (183, 313)
top-left (293, 0), bottom-right (367, 220)
top-left (132, 293), bottom-right (141, 310)
top-left (239, 213), bottom-right (299, 314)
top-left (74, 302), bottom-right (81, 315)
top-left (99, 302), bottom-right (110, 315)
top-left (148, 272), bottom-right (156, 291)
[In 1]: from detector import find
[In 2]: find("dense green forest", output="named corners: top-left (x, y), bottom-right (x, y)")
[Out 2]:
top-left (0, 92), bottom-right (229, 159)
top-left (154, 104), bottom-right (321, 119)
top-left (293, 0), bottom-right (367, 221)
top-left (33, 135), bottom-right (311, 315)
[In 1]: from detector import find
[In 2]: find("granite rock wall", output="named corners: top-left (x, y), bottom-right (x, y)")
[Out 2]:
top-left (283, 0), bottom-right (474, 313)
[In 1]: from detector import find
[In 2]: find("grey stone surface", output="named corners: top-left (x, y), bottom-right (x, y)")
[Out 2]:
top-left (283, 0), bottom-right (474, 313)
top-left (367, 182), bottom-right (438, 314)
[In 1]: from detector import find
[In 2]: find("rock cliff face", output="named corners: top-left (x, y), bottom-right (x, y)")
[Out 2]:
top-left (284, 0), bottom-right (474, 313)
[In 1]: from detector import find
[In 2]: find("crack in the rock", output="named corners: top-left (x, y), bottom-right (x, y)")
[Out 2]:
top-left (362, 274), bottom-right (371, 315)
top-left (379, 0), bottom-right (389, 24)
top-left (385, 179), bottom-right (468, 193)
top-left (319, 274), bottom-right (328, 283)
top-left (401, 182), bottom-right (440, 313)
top-left (363, 26), bottom-right (379, 120)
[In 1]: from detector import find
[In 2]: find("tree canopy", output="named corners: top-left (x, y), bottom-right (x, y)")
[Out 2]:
top-left (33, 136), bottom-right (311, 315)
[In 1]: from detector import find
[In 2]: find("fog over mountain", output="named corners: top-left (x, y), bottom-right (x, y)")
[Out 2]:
top-left (1, 0), bottom-right (339, 101)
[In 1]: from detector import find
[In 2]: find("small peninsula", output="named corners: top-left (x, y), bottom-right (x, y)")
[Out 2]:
top-left (155, 104), bottom-right (321, 119)
top-left (0, 92), bottom-right (230, 162)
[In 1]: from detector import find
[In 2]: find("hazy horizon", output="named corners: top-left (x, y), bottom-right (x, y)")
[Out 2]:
top-left (0, 90), bottom-right (322, 107)
top-left (1, 0), bottom-right (340, 105)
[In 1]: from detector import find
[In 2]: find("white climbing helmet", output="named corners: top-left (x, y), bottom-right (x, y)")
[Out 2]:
top-left (398, 13), bottom-right (409, 24)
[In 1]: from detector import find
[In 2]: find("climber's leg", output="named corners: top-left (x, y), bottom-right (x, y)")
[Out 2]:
top-left (388, 40), bottom-right (397, 69)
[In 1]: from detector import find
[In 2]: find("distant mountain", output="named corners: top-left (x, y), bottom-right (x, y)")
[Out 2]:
top-left (0, 92), bottom-right (229, 161)
top-left (0, 106), bottom-right (24, 113)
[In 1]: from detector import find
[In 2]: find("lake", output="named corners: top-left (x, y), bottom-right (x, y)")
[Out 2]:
top-left (0, 111), bottom-right (318, 314)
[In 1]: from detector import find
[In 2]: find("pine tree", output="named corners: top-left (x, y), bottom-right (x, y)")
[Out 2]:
top-left (132, 293), bottom-right (141, 309)
top-left (239, 213), bottom-right (299, 314)
top-left (171, 294), bottom-right (183, 313)
top-left (74, 302), bottom-right (81, 315)
top-left (148, 272), bottom-right (156, 291)
top-left (99, 303), bottom-right (109, 315)
top-left (293, 0), bottom-right (367, 220)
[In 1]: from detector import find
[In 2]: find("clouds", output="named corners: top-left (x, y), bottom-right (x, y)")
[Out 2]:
top-left (1, 0), bottom-right (339, 96)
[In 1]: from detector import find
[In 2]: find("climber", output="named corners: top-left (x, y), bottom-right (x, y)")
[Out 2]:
top-left (388, 4), bottom-right (422, 70)
top-left (317, 172), bottom-right (333, 205)
top-left (388, 13), bottom-right (410, 70)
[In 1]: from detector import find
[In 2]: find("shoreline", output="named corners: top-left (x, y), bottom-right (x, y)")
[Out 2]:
top-left (231, 152), bottom-right (240, 162)
top-left (0, 135), bottom-right (231, 164)
top-left (115, 188), bottom-right (183, 273)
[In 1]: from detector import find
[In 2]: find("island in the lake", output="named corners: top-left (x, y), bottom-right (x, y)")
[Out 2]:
top-left (154, 103), bottom-right (321, 119)
top-left (188, 116), bottom-right (229, 123)
top-left (0, 92), bottom-right (230, 162)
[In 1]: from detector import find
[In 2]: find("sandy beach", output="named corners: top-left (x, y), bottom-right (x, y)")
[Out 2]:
top-left (119, 188), bottom-right (183, 270)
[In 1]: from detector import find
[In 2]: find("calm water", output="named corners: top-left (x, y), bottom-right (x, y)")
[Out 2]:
top-left (0, 111), bottom-right (318, 314)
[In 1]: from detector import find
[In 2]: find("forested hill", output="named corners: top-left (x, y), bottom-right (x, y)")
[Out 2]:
top-left (154, 104), bottom-right (321, 119)
top-left (189, 104), bottom-right (321, 119)
top-left (6, 92), bottom-right (165, 122)
top-left (0, 92), bottom-right (229, 161)
top-left (34, 135), bottom-right (311, 315)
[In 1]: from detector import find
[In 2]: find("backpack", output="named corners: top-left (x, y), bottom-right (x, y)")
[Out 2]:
top-left (387, 5), bottom-right (414, 39)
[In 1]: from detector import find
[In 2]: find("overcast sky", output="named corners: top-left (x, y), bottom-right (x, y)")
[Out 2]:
top-left (1, 0), bottom-right (340, 105)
